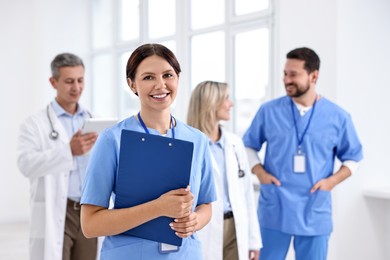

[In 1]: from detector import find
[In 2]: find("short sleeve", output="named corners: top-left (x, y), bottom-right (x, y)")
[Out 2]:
top-left (81, 130), bottom-right (118, 208)
top-left (196, 141), bottom-right (217, 205)
top-left (242, 106), bottom-right (266, 151)
top-left (336, 114), bottom-right (363, 163)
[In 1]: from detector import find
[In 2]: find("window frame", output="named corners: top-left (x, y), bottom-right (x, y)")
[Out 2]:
top-left (89, 0), bottom-right (275, 133)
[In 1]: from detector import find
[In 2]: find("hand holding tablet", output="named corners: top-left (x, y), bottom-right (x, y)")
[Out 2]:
top-left (82, 118), bottom-right (118, 134)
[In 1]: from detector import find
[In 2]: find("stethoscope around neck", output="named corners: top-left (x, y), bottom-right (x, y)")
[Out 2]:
top-left (233, 145), bottom-right (245, 178)
top-left (47, 105), bottom-right (59, 140)
top-left (46, 104), bottom-right (92, 140)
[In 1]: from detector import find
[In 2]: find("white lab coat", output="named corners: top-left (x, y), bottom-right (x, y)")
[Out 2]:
top-left (17, 105), bottom-right (80, 260)
top-left (197, 131), bottom-right (262, 260)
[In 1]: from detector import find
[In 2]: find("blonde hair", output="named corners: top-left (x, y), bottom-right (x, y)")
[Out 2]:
top-left (187, 81), bottom-right (229, 136)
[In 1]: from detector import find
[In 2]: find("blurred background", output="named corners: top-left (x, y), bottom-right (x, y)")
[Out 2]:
top-left (1, 0), bottom-right (390, 259)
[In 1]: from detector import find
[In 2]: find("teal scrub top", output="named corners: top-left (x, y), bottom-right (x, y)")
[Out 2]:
top-left (81, 116), bottom-right (216, 259)
top-left (243, 96), bottom-right (363, 236)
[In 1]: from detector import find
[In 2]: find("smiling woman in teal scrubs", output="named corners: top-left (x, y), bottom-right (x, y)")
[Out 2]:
top-left (80, 43), bottom-right (216, 260)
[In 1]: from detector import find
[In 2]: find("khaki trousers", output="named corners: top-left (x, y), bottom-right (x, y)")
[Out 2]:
top-left (63, 199), bottom-right (97, 260)
top-left (223, 217), bottom-right (239, 260)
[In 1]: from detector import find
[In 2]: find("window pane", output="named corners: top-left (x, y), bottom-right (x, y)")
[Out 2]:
top-left (119, 0), bottom-right (139, 41)
top-left (148, 0), bottom-right (175, 38)
top-left (92, 55), bottom-right (116, 117)
top-left (234, 28), bottom-right (269, 136)
top-left (191, 0), bottom-right (225, 30)
top-left (92, 0), bottom-right (113, 49)
top-left (191, 32), bottom-right (225, 89)
top-left (119, 51), bottom-right (140, 119)
top-left (158, 40), bottom-right (176, 54)
top-left (234, 0), bottom-right (269, 16)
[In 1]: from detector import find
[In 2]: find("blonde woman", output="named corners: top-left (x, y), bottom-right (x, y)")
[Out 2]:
top-left (188, 81), bottom-right (262, 260)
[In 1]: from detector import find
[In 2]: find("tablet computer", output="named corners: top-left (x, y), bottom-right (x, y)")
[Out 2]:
top-left (82, 118), bottom-right (118, 134)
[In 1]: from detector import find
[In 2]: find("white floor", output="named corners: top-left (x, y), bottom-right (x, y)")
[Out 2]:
top-left (0, 222), bottom-right (29, 260)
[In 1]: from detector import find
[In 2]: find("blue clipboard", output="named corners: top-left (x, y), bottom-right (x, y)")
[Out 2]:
top-left (115, 129), bottom-right (194, 246)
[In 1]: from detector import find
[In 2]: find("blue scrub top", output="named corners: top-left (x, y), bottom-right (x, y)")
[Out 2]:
top-left (243, 96), bottom-right (363, 236)
top-left (81, 116), bottom-right (217, 259)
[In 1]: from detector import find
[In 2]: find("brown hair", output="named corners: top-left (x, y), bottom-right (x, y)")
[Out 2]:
top-left (286, 47), bottom-right (320, 74)
top-left (126, 43), bottom-right (181, 82)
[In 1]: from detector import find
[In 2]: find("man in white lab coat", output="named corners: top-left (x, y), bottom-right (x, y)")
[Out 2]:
top-left (17, 53), bottom-right (98, 260)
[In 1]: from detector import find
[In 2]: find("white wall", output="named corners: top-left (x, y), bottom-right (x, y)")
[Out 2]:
top-left (336, 1), bottom-right (390, 259)
top-left (0, 0), bottom-right (90, 223)
top-left (1, 0), bottom-right (389, 259)
top-left (275, 0), bottom-right (390, 259)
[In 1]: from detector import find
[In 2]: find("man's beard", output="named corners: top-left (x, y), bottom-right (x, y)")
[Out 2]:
top-left (285, 83), bottom-right (310, 98)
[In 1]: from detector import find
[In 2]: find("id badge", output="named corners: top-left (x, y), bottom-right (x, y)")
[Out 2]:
top-left (158, 243), bottom-right (179, 254)
top-left (294, 153), bottom-right (306, 173)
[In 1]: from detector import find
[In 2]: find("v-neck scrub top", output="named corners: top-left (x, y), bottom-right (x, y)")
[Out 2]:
top-left (243, 96), bottom-right (363, 236)
top-left (81, 116), bottom-right (217, 259)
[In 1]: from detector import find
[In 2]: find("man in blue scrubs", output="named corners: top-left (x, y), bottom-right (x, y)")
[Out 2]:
top-left (243, 47), bottom-right (363, 260)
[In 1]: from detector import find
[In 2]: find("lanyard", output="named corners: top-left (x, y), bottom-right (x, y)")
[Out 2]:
top-left (290, 96), bottom-right (317, 153)
top-left (137, 112), bottom-right (175, 139)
